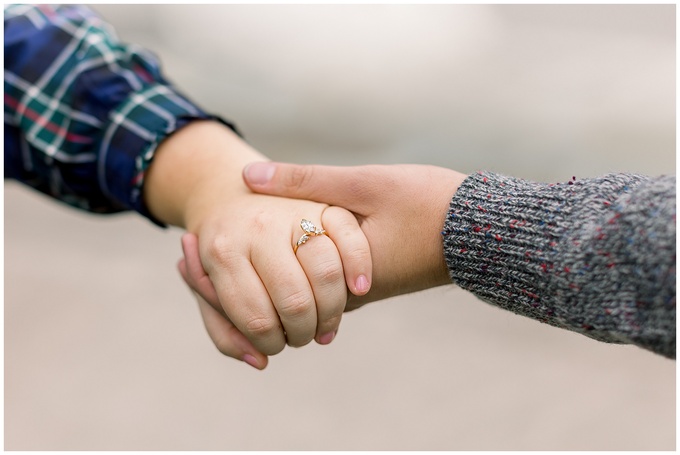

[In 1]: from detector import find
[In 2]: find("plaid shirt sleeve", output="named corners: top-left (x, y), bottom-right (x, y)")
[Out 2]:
top-left (4, 4), bottom-right (237, 225)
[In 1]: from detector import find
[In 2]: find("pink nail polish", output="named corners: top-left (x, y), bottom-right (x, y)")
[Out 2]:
top-left (245, 162), bottom-right (275, 185)
top-left (355, 275), bottom-right (369, 294)
top-left (243, 354), bottom-right (260, 369)
top-left (318, 332), bottom-right (335, 345)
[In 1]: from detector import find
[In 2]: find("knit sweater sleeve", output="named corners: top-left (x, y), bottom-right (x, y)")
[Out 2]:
top-left (442, 171), bottom-right (676, 358)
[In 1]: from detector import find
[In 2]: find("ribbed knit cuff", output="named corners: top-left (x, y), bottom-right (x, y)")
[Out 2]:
top-left (442, 171), bottom-right (659, 338)
top-left (443, 170), bottom-right (675, 357)
top-left (443, 171), bottom-right (571, 325)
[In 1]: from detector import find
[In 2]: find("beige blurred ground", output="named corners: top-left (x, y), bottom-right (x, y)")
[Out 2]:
top-left (4, 4), bottom-right (676, 450)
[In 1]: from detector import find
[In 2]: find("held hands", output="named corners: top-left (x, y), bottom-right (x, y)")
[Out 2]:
top-left (143, 121), bottom-right (372, 370)
top-left (243, 162), bottom-right (467, 307)
top-left (180, 160), bottom-right (467, 368)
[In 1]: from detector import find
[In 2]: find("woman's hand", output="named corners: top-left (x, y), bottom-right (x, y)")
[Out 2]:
top-left (143, 122), bottom-right (372, 368)
top-left (180, 161), bottom-right (467, 316)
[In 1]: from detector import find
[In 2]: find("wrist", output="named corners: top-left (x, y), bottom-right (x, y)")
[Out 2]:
top-left (143, 120), bottom-right (266, 230)
top-left (426, 167), bottom-right (467, 287)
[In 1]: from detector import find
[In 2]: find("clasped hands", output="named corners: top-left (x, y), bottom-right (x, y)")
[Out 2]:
top-left (145, 121), bottom-right (465, 370)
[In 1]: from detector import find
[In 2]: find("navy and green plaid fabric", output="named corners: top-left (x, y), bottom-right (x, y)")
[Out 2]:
top-left (4, 4), bottom-right (229, 224)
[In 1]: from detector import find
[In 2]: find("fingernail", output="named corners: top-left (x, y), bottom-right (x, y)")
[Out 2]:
top-left (318, 332), bottom-right (335, 345)
top-left (243, 354), bottom-right (260, 369)
top-left (244, 162), bottom-right (275, 185)
top-left (355, 275), bottom-right (370, 294)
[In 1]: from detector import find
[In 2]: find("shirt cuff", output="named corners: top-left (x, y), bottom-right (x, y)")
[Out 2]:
top-left (98, 83), bottom-right (239, 227)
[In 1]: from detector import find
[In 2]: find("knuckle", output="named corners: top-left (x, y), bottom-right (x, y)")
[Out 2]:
top-left (205, 236), bottom-right (240, 270)
top-left (250, 210), bottom-right (271, 236)
top-left (244, 314), bottom-right (279, 339)
top-left (344, 247), bottom-right (371, 265)
top-left (214, 341), bottom-right (232, 357)
top-left (213, 338), bottom-right (231, 356)
top-left (211, 325), bottom-right (242, 357)
top-left (321, 314), bottom-right (343, 331)
top-left (278, 289), bottom-right (313, 318)
top-left (283, 165), bottom-right (315, 194)
top-left (313, 260), bottom-right (344, 285)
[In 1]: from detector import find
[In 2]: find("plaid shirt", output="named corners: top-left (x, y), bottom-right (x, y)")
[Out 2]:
top-left (4, 4), bottom-right (231, 224)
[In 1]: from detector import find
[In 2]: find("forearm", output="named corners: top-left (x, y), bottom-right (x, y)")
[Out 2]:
top-left (143, 120), bottom-right (266, 230)
top-left (443, 171), bottom-right (676, 358)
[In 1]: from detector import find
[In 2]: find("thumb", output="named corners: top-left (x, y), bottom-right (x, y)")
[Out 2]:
top-left (243, 162), bottom-right (373, 211)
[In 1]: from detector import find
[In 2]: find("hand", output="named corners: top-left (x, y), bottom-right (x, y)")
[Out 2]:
top-left (242, 162), bottom-right (468, 309)
top-left (143, 122), bottom-right (372, 369)
top-left (180, 161), bottom-right (467, 314)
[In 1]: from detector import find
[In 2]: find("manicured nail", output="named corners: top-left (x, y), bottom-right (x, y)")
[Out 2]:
top-left (318, 331), bottom-right (335, 345)
top-left (355, 275), bottom-right (370, 294)
top-left (243, 354), bottom-right (260, 369)
top-left (244, 162), bottom-right (275, 185)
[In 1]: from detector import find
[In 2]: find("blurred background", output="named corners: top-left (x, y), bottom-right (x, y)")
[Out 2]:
top-left (4, 4), bottom-right (675, 450)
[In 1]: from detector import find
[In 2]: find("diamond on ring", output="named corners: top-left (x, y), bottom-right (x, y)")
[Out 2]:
top-left (301, 219), bottom-right (326, 236)
top-left (294, 219), bottom-right (328, 253)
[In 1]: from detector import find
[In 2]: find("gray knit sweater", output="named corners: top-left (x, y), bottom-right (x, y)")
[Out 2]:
top-left (443, 172), bottom-right (676, 359)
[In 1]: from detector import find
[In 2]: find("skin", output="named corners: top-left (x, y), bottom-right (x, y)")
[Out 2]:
top-left (180, 161), bottom-right (468, 355)
top-left (143, 121), bottom-right (373, 369)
